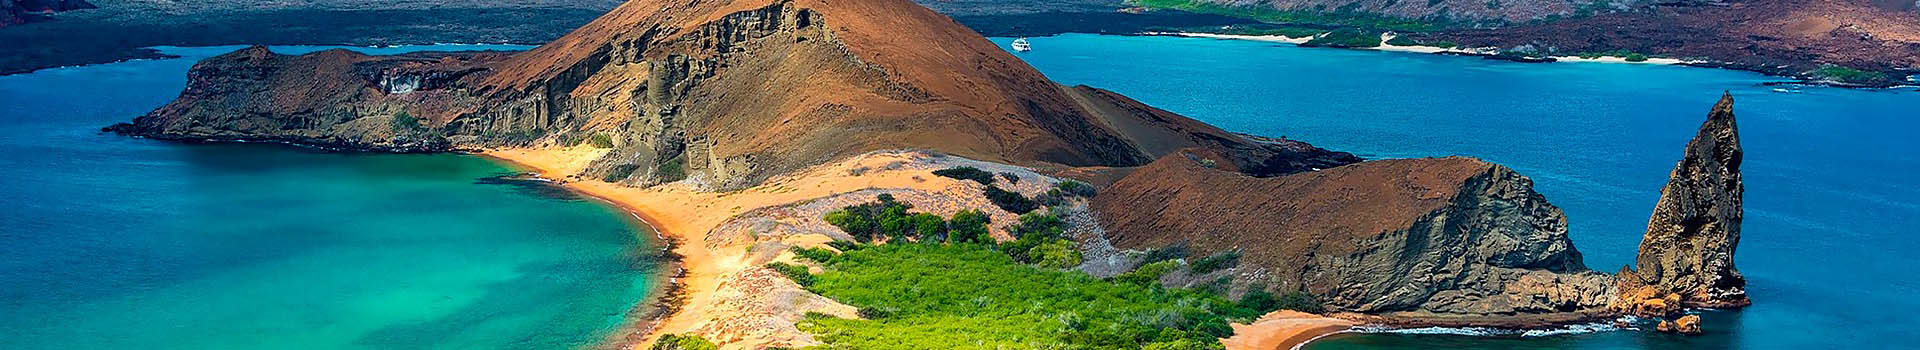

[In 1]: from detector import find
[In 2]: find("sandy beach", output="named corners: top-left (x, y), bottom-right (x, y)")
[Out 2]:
top-left (1158, 31), bottom-right (1695, 66)
top-left (483, 147), bottom-right (1065, 349)
top-left (1223, 311), bottom-right (1358, 350)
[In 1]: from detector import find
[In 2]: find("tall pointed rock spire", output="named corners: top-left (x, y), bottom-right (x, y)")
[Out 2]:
top-left (1618, 92), bottom-right (1750, 315)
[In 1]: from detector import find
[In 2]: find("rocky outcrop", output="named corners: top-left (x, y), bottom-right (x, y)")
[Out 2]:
top-left (1091, 149), bottom-right (1616, 325)
top-left (115, 0), bottom-right (1357, 190)
top-left (1616, 92), bottom-right (1750, 314)
top-left (0, 0), bottom-right (92, 27)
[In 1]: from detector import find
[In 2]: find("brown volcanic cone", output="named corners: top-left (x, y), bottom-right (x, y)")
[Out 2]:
top-left (116, 0), bottom-right (1357, 189)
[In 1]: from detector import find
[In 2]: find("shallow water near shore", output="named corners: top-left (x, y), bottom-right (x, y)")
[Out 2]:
top-left (0, 45), bottom-right (663, 349)
top-left (997, 34), bottom-right (1920, 349)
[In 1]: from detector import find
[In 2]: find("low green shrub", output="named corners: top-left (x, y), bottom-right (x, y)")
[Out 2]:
top-left (1114, 260), bottom-right (1181, 286)
top-left (1239, 290), bottom-right (1326, 314)
top-left (588, 133), bottom-right (615, 148)
top-left (766, 262), bottom-right (814, 287)
top-left (791, 246), bottom-right (837, 264)
top-left (984, 185), bottom-right (1037, 214)
top-left (649, 334), bottom-right (717, 350)
top-left (947, 209), bottom-right (993, 244)
top-left (1055, 180), bottom-right (1097, 197)
top-left (655, 154), bottom-right (687, 182)
top-left (602, 164), bottom-right (641, 183)
top-left (1141, 244), bottom-right (1190, 265)
top-left (1189, 251), bottom-right (1241, 274)
top-left (932, 166), bottom-right (996, 185)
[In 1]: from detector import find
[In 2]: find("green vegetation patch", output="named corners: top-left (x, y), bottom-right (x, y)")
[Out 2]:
top-left (1237, 290), bottom-right (1326, 314)
top-left (649, 334), bottom-right (718, 350)
top-left (984, 185), bottom-right (1038, 214)
top-left (825, 195), bottom-right (991, 244)
top-left (796, 243), bottom-right (1266, 350)
top-left (603, 164), bottom-right (641, 183)
top-left (388, 110), bottom-right (424, 132)
top-left (1812, 64), bottom-right (1887, 84)
top-left (932, 166), bottom-right (997, 185)
top-left (1131, 0), bottom-right (1446, 32)
top-left (588, 133), bottom-right (615, 148)
top-left (1189, 251), bottom-right (1241, 274)
top-left (655, 154), bottom-right (687, 183)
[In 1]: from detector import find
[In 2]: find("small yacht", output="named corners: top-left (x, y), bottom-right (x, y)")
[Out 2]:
top-left (1011, 38), bottom-right (1031, 52)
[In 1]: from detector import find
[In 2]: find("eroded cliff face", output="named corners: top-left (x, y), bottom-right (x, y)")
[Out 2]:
top-left (1091, 150), bottom-right (1616, 325)
top-left (115, 0), bottom-right (1356, 190)
top-left (1615, 93), bottom-right (1750, 315)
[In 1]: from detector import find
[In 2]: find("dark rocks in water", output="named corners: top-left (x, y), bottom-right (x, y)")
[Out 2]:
top-left (1617, 92), bottom-right (1750, 315)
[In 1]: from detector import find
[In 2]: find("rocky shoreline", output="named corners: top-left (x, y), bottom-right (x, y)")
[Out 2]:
top-left (103, 0), bottom-right (1754, 347)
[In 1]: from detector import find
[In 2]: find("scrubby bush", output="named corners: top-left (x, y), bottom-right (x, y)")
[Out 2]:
top-left (826, 240), bottom-right (863, 253)
top-left (932, 166), bottom-right (996, 185)
top-left (389, 111), bottom-right (422, 132)
top-left (1623, 52), bottom-right (1649, 62)
top-left (1188, 251), bottom-right (1241, 274)
top-left (1239, 290), bottom-right (1326, 314)
top-left (766, 262), bottom-right (814, 287)
top-left (649, 334), bottom-right (717, 350)
top-left (824, 194), bottom-right (915, 242)
top-left (947, 209), bottom-right (993, 244)
top-left (1000, 172), bottom-right (1020, 184)
top-left (655, 154), bottom-right (687, 182)
top-left (1115, 260), bottom-right (1181, 286)
top-left (1032, 239), bottom-right (1083, 269)
top-left (602, 164), bottom-right (640, 183)
top-left (984, 185), bottom-right (1037, 214)
top-left (1001, 212), bottom-right (1073, 266)
top-left (792, 246), bottom-right (838, 264)
top-left (1141, 244), bottom-right (1190, 265)
top-left (588, 133), bottom-right (615, 148)
top-left (1055, 180), bottom-right (1097, 197)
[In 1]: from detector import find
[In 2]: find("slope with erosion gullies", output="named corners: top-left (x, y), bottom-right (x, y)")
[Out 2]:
top-left (113, 0), bottom-right (1357, 190)
top-left (1092, 149), bottom-right (1617, 326)
top-left (1090, 95), bottom-right (1749, 327)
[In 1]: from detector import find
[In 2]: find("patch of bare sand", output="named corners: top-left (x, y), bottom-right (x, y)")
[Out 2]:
top-left (484, 148), bottom-right (1065, 350)
top-left (1222, 311), bottom-right (1357, 350)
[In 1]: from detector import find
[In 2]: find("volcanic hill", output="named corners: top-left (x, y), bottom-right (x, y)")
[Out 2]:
top-left (114, 0), bottom-right (1747, 341)
top-left (112, 0), bottom-right (1356, 190)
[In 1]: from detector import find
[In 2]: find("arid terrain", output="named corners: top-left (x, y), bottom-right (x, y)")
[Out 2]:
top-left (106, 0), bottom-right (1751, 348)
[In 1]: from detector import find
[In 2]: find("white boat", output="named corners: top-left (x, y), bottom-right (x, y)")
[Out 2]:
top-left (1011, 38), bottom-right (1031, 52)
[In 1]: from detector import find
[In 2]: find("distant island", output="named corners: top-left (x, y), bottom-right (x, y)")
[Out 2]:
top-left (5, 0), bottom-right (1916, 87)
top-left (103, 0), bottom-right (1757, 348)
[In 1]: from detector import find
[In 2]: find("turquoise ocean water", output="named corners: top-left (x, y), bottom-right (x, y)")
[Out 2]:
top-left (995, 34), bottom-right (1919, 349)
top-left (0, 46), bottom-right (661, 350)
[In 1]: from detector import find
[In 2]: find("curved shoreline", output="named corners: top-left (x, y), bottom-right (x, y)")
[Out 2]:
top-left (478, 153), bottom-right (691, 350)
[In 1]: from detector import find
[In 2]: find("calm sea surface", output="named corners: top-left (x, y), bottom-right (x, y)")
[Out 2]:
top-left (997, 34), bottom-right (1919, 349)
top-left (0, 45), bottom-right (661, 350)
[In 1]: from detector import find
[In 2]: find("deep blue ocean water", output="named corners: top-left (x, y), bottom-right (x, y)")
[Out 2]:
top-left (996, 34), bottom-right (1919, 349)
top-left (0, 45), bottom-right (661, 350)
